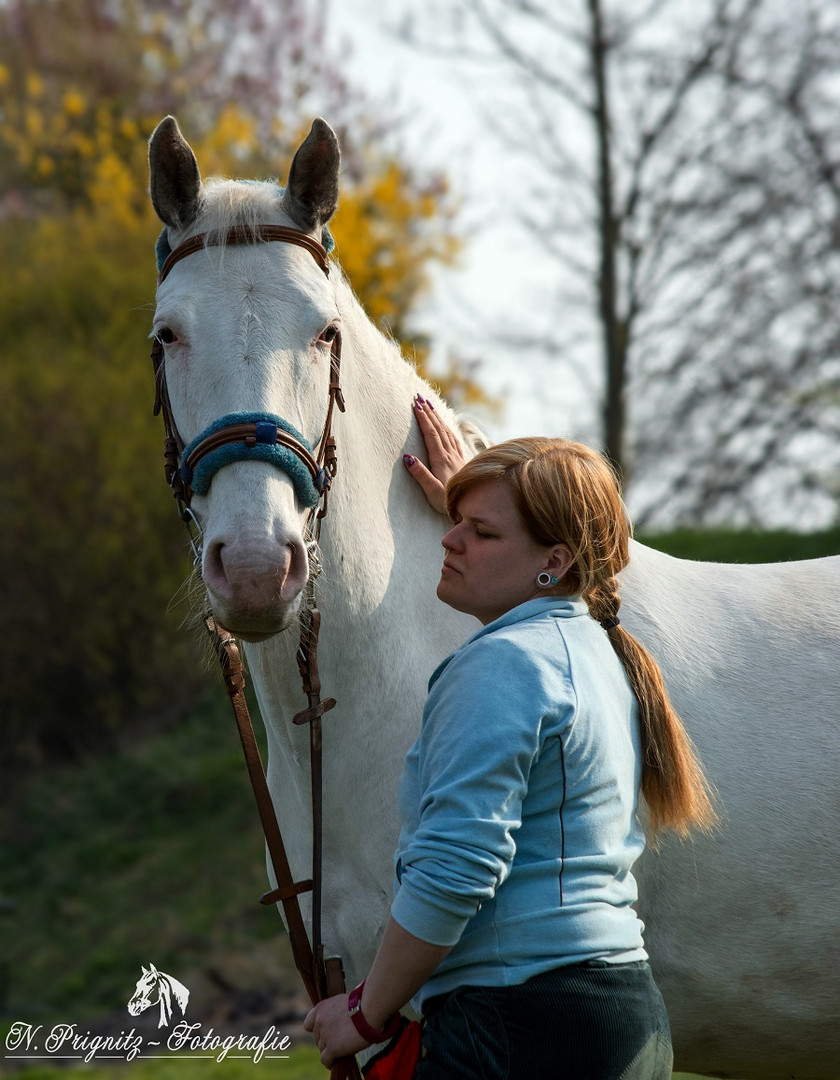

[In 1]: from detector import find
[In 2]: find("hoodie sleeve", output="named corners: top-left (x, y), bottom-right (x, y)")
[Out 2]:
top-left (390, 631), bottom-right (575, 945)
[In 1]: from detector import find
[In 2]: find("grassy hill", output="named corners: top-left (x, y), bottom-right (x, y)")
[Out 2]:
top-left (1, 691), bottom-right (298, 1019)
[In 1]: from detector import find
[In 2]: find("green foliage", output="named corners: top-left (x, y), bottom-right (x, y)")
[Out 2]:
top-left (639, 526), bottom-right (840, 564)
top-left (0, 697), bottom-right (283, 1013)
top-left (0, 211), bottom-right (205, 770)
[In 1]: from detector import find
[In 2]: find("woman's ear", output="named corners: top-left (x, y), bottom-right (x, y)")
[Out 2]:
top-left (544, 543), bottom-right (574, 583)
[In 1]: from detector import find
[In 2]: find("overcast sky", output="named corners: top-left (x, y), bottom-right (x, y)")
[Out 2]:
top-left (325, 0), bottom-right (592, 444)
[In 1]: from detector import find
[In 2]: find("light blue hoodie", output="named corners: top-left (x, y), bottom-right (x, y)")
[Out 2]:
top-left (391, 596), bottom-right (647, 1009)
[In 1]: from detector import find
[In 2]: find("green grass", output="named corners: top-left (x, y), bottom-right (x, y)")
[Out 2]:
top-left (1, 691), bottom-right (293, 1015)
top-left (0, 1046), bottom-right (324, 1079)
top-left (639, 523), bottom-right (840, 563)
top-left (0, 1048), bottom-right (714, 1080)
top-left (0, 1051), bottom-right (719, 1080)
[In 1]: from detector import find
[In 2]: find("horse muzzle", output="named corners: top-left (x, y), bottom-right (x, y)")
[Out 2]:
top-left (202, 536), bottom-right (309, 639)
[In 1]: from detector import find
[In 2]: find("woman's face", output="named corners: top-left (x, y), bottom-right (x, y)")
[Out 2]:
top-left (437, 480), bottom-right (572, 625)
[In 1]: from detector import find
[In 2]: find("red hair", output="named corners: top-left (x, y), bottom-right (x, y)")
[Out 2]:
top-left (447, 438), bottom-right (717, 839)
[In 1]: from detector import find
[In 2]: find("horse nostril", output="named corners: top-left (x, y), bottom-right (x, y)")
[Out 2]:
top-left (203, 539), bottom-right (229, 593)
top-left (281, 541), bottom-right (310, 601)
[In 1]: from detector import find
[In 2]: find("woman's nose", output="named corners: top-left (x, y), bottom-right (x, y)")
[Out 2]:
top-left (442, 524), bottom-right (462, 551)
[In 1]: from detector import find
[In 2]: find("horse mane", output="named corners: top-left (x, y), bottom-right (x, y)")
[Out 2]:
top-left (169, 177), bottom-right (487, 451)
top-left (197, 178), bottom-right (285, 242)
top-left (161, 971), bottom-right (190, 1015)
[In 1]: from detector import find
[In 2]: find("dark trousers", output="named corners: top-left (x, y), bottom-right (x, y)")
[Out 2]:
top-left (416, 960), bottom-right (673, 1080)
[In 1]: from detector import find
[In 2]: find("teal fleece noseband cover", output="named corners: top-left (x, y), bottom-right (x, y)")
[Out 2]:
top-left (180, 412), bottom-right (326, 508)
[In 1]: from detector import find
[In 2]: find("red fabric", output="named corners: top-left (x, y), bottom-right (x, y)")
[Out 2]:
top-left (362, 1018), bottom-right (422, 1080)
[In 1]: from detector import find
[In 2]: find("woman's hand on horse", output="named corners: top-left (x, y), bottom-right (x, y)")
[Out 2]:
top-left (403, 394), bottom-right (467, 515)
top-left (304, 993), bottom-right (370, 1067)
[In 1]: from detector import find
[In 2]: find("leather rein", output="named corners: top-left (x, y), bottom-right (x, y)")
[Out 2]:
top-left (151, 225), bottom-right (360, 1080)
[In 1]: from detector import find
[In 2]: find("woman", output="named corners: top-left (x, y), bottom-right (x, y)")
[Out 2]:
top-left (305, 397), bottom-right (716, 1078)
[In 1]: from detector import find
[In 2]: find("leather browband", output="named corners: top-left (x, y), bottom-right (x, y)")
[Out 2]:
top-left (158, 224), bottom-right (331, 284)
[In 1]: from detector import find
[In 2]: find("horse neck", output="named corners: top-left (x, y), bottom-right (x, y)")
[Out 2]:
top-left (248, 283), bottom-right (464, 700)
top-left (322, 280), bottom-right (454, 609)
top-left (245, 276), bottom-right (476, 766)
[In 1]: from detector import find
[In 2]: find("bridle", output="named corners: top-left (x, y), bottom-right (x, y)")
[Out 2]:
top-left (150, 224), bottom-right (360, 1080)
top-left (151, 223), bottom-right (345, 538)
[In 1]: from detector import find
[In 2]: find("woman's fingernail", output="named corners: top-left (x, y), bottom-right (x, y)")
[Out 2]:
top-left (423, 397), bottom-right (436, 410)
top-left (403, 454), bottom-right (416, 467)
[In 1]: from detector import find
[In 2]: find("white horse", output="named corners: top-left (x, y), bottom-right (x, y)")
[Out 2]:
top-left (127, 963), bottom-right (190, 1028)
top-left (148, 116), bottom-right (840, 1079)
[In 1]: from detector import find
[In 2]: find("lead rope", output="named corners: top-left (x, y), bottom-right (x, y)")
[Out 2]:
top-left (293, 331), bottom-right (343, 1005)
top-left (202, 338), bottom-right (358, 1079)
top-left (205, 617), bottom-right (360, 1080)
top-left (150, 231), bottom-right (360, 1077)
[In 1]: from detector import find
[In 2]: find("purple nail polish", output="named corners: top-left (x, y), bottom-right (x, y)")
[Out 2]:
top-left (403, 454), bottom-right (416, 467)
top-left (424, 397), bottom-right (436, 410)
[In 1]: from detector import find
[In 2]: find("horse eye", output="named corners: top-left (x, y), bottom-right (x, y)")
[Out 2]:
top-left (318, 325), bottom-right (338, 345)
top-left (156, 327), bottom-right (177, 345)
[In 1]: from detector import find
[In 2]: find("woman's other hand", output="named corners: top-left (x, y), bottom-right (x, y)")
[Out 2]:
top-left (403, 395), bottom-right (467, 515)
top-left (303, 993), bottom-right (369, 1068)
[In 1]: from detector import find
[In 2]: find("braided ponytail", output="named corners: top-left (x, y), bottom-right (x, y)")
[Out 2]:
top-left (585, 581), bottom-right (716, 838)
top-left (446, 438), bottom-right (717, 840)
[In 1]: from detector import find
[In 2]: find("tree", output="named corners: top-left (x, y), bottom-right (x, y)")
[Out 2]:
top-left (0, 0), bottom-right (477, 770)
top-left (403, 0), bottom-right (840, 526)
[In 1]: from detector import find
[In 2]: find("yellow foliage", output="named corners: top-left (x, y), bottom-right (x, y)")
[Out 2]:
top-left (333, 163), bottom-right (461, 341)
top-left (36, 154), bottom-right (55, 179)
top-left (329, 160), bottom-right (497, 407)
top-left (193, 106), bottom-right (261, 175)
top-left (1, 39), bottom-right (492, 411)
top-left (24, 105), bottom-right (43, 138)
top-left (88, 151), bottom-right (146, 231)
top-left (25, 70), bottom-right (43, 98)
top-left (120, 117), bottom-right (139, 140)
top-left (63, 89), bottom-right (85, 116)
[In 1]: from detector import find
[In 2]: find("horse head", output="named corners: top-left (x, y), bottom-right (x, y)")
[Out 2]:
top-left (148, 117), bottom-right (342, 640)
top-left (127, 963), bottom-right (159, 1016)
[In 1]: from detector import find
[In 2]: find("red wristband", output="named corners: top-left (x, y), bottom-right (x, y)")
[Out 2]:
top-left (347, 980), bottom-right (402, 1044)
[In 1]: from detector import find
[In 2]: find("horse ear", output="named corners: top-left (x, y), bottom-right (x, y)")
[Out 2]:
top-left (282, 118), bottom-right (340, 233)
top-left (149, 116), bottom-right (202, 230)
top-left (141, 965), bottom-right (150, 975)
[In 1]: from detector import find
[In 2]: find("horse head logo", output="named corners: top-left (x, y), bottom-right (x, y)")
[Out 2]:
top-left (127, 964), bottom-right (190, 1028)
